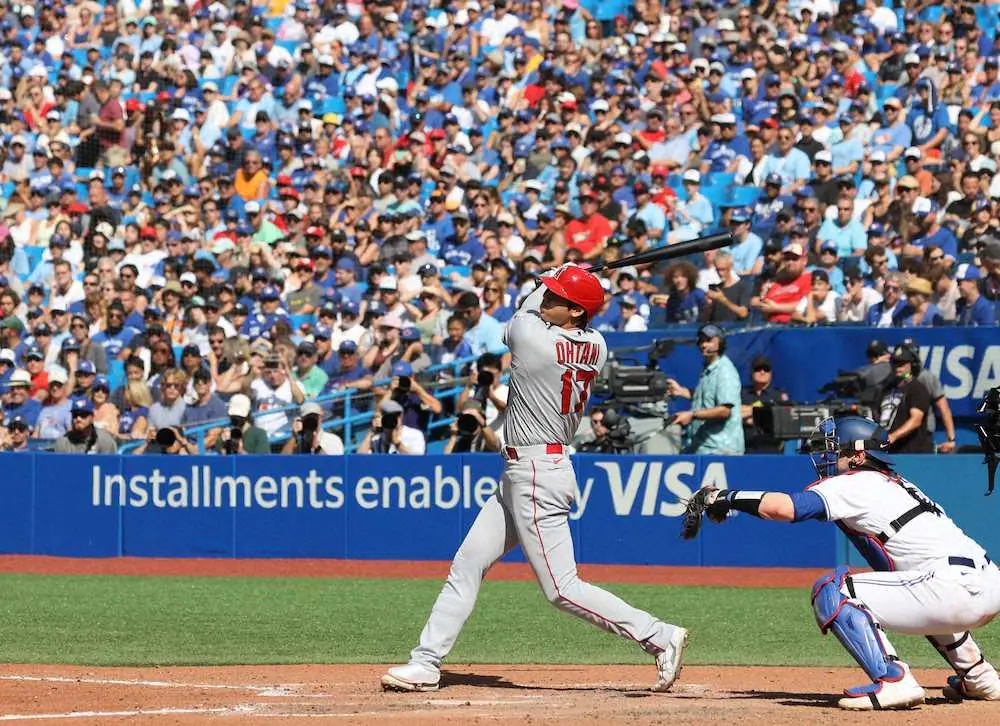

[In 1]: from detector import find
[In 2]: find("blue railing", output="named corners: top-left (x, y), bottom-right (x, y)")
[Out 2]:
top-left (117, 355), bottom-right (480, 454)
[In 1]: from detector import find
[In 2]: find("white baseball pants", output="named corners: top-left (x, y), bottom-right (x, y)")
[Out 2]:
top-left (410, 453), bottom-right (679, 668)
top-left (846, 561), bottom-right (1000, 688)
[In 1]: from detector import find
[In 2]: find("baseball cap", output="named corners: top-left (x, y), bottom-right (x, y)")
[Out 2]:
top-left (392, 360), bottom-right (413, 377)
top-left (76, 360), bottom-right (97, 375)
top-left (71, 399), bottom-right (94, 416)
top-left (956, 263), bottom-right (982, 281)
top-left (338, 340), bottom-right (358, 355)
top-left (227, 394), bottom-right (252, 418)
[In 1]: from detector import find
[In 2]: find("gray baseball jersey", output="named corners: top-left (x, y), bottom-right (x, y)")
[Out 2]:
top-left (501, 283), bottom-right (608, 447)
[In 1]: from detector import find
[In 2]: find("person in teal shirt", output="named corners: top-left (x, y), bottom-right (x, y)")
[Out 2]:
top-left (293, 341), bottom-right (329, 399)
top-left (667, 324), bottom-right (745, 455)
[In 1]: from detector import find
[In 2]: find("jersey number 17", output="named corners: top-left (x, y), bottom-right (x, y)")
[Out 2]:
top-left (560, 369), bottom-right (597, 414)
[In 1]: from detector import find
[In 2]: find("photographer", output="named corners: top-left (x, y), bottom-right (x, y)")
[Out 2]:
top-left (456, 353), bottom-right (508, 426)
top-left (358, 399), bottom-right (426, 454)
top-left (575, 407), bottom-right (633, 454)
top-left (740, 355), bottom-right (788, 454)
top-left (214, 394), bottom-right (271, 454)
top-left (381, 360), bottom-right (443, 431)
top-left (281, 402), bottom-right (345, 455)
top-left (444, 401), bottom-right (499, 453)
top-left (136, 426), bottom-right (198, 455)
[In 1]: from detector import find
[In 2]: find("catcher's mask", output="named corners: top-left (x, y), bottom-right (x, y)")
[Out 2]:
top-left (807, 415), bottom-right (892, 478)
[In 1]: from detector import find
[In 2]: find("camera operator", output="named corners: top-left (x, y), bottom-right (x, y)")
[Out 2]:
top-left (875, 345), bottom-right (933, 453)
top-left (900, 337), bottom-right (957, 453)
top-left (281, 402), bottom-right (345, 455)
top-left (456, 353), bottom-right (508, 426)
top-left (740, 355), bottom-right (788, 453)
top-left (358, 399), bottom-right (426, 454)
top-left (214, 394), bottom-right (271, 454)
top-left (444, 400), bottom-right (499, 453)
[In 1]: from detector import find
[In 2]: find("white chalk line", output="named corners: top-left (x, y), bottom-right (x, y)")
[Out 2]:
top-left (0, 706), bottom-right (244, 721)
top-left (0, 674), bottom-right (300, 696)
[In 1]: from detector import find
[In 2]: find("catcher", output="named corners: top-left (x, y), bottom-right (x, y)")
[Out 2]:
top-left (683, 414), bottom-right (1000, 711)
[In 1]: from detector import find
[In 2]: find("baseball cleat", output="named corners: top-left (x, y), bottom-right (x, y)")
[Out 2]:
top-left (381, 663), bottom-right (440, 692)
top-left (942, 674), bottom-right (1000, 702)
top-left (838, 667), bottom-right (925, 711)
top-left (652, 626), bottom-right (688, 692)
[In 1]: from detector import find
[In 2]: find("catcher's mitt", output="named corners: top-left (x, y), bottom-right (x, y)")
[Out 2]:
top-left (680, 486), bottom-right (728, 540)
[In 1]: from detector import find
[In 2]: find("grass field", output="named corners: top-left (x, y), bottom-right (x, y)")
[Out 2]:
top-left (0, 573), bottom-right (992, 668)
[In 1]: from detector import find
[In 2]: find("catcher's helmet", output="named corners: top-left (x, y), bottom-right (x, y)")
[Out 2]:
top-left (540, 266), bottom-right (605, 319)
top-left (807, 415), bottom-right (891, 478)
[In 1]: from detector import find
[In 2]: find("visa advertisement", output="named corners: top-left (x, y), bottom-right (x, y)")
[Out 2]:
top-left (0, 453), bottom-right (991, 566)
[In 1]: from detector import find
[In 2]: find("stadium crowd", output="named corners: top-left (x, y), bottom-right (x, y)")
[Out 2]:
top-left (0, 0), bottom-right (998, 453)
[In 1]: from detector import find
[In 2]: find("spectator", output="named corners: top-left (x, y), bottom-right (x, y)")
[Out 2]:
top-left (836, 271), bottom-right (883, 323)
top-left (896, 277), bottom-right (943, 327)
top-left (875, 345), bottom-right (934, 454)
top-left (35, 366), bottom-right (72, 440)
top-left (148, 369), bottom-right (188, 430)
top-left (181, 368), bottom-right (227, 428)
top-left (727, 207), bottom-right (763, 276)
top-left (4, 369), bottom-right (41, 428)
top-left (281, 402), bottom-right (344, 455)
top-left (53, 399), bottom-right (118, 454)
top-left (653, 261), bottom-right (704, 325)
top-left (751, 243), bottom-right (811, 323)
top-left (667, 325), bottom-right (744, 455)
top-left (865, 273), bottom-right (909, 327)
top-left (740, 355), bottom-right (788, 454)
top-left (956, 263), bottom-right (998, 325)
top-left (1, 415), bottom-right (31, 452)
top-left (118, 381), bottom-right (152, 442)
top-left (796, 269), bottom-right (838, 324)
top-left (67, 313), bottom-right (109, 374)
top-left (453, 292), bottom-right (507, 360)
top-left (250, 353), bottom-right (305, 439)
top-left (700, 250), bottom-right (751, 323)
top-left (90, 376), bottom-right (119, 434)
top-left (215, 394), bottom-right (271, 455)
top-left (817, 196), bottom-right (867, 258)
top-left (293, 340), bottom-right (329, 398)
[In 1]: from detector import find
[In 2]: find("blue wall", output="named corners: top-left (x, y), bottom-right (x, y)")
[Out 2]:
top-left (1, 453), bottom-right (991, 568)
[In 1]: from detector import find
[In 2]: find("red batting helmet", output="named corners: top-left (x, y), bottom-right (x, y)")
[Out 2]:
top-left (540, 266), bottom-right (605, 319)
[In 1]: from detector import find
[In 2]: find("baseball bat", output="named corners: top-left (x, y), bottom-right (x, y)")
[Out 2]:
top-left (586, 232), bottom-right (734, 274)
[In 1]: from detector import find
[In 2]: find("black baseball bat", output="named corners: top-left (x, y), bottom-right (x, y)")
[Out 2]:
top-left (586, 232), bottom-right (734, 274)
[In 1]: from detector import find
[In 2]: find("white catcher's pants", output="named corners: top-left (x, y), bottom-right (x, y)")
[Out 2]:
top-left (410, 453), bottom-right (679, 668)
top-left (847, 561), bottom-right (1000, 688)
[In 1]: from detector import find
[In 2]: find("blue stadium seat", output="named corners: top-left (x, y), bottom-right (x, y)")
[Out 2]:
top-left (919, 7), bottom-right (943, 23)
top-left (22, 245), bottom-right (45, 272)
top-left (107, 360), bottom-right (125, 393)
top-left (704, 171), bottom-right (735, 188)
top-left (74, 167), bottom-right (94, 181)
top-left (728, 186), bottom-right (761, 206)
top-left (289, 314), bottom-right (312, 332)
top-left (318, 98), bottom-right (346, 116)
top-left (266, 17), bottom-right (283, 33)
top-left (219, 75), bottom-right (239, 96)
top-left (876, 84), bottom-right (898, 108)
top-left (276, 40), bottom-right (299, 57)
top-left (71, 49), bottom-right (89, 68)
top-left (666, 173), bottom-right (687, 201)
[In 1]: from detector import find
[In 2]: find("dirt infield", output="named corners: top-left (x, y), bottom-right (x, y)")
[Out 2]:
top-left (0, 663), bottom-right (978, 724)
top-left (0, 555), bottom-right (828, 587)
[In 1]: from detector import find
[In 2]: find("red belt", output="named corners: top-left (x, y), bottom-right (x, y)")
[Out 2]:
top-left (503, 443), bottom-right (565, 460)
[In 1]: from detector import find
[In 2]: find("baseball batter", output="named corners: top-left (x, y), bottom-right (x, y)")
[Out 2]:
top-left (382, 264), bottom-right (688, 693)
top-left (691, 415), bottom-right (1000, 710)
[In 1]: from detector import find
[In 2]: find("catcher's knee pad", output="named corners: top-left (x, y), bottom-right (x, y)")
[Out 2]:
top-left (812, 568), bottom-right (902, 683)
